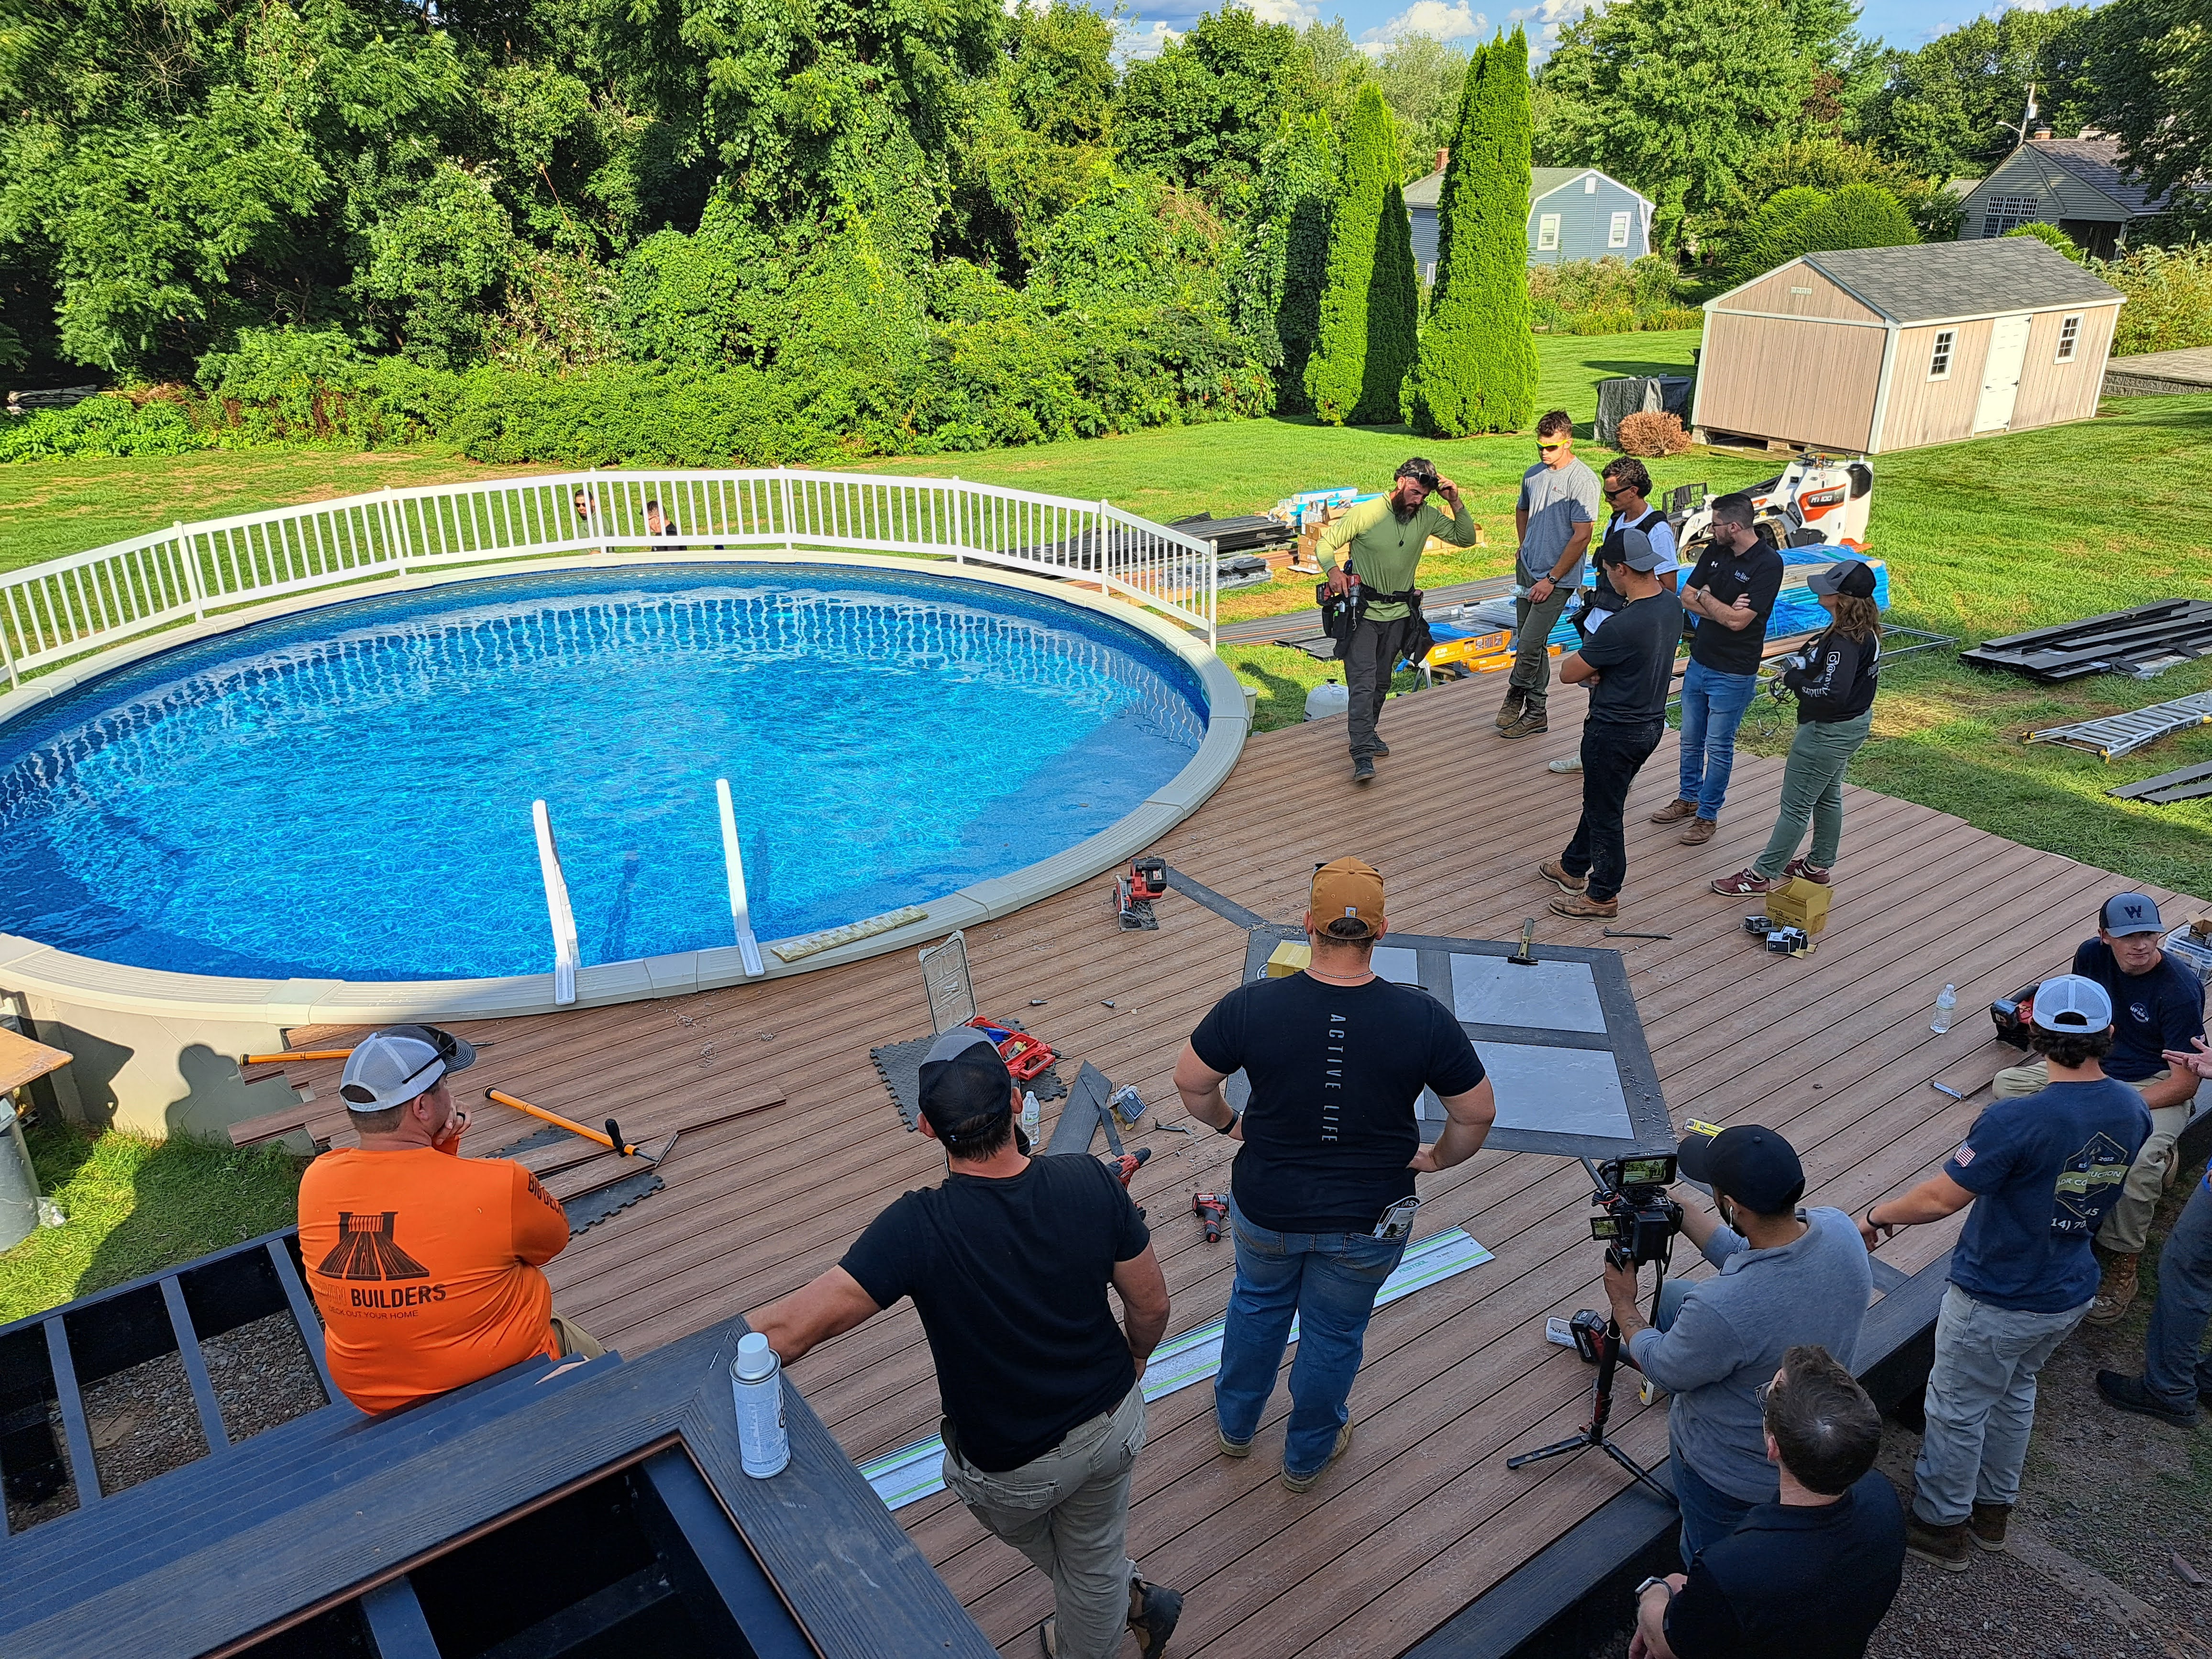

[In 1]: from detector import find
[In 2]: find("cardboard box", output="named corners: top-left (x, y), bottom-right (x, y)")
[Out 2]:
top-left (1265, 941), bottom-right (1312, 977)
top-left (1765, 878), bottom-right (1833, 936)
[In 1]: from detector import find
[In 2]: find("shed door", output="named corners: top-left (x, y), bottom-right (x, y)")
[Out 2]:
top-left (1974, 314), bottom-right (2033, 431)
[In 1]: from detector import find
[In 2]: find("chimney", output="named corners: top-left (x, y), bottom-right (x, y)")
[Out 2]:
top-left (2032, 126), bottom-right (2052, 141)
top-left (1435, 147), bottom-right (1449, 174)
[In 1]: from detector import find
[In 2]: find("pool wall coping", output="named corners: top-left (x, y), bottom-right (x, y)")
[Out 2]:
top-left (0, 549), bottom-right (1249, 1137)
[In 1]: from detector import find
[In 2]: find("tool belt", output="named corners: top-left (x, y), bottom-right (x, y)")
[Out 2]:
top-left (1316, 579), bottom-right (1430, 664)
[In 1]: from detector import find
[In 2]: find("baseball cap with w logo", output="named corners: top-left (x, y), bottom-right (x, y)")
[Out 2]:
top-left (2099, 893), bottom-right (2164, 938)
top-left (338, 1025), bottom-right (477, 1113)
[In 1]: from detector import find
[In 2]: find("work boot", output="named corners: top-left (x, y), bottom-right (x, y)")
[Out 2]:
top-left (1495, 685), bottom-right (1527, 729)
top-left (1499, 708), bottom-right (1549, 740)
top-left (1967, 1501), bottom-right (2012, 1552)
top-left (1217, 1423), bottom-right (1253, 1459)
top-left (1649, 797), bottom-right (1698, 824)
top-left (1678, 817), bottom-right (1718, 845)
top-left (2086, 1251), bottom-right (2139, 1326)
top-left (1550, 893), bottom-right (1619, 920)
top-left (1370, 739), bottom-right (1390, 757)
top-left (1351, 754), bottom-right (1376, 784)
top-left (1283, 1416), bottom-right (1354, 1493)
top-left (1905, 1516), bottom-right (1972, 1572)
top-left (2097, 1369), bottom-right (2197, 1427)
top-left (1538, 858), bottom-right (1588, 894)
top-left (1128, 1574), bottom-right (1184, 1658)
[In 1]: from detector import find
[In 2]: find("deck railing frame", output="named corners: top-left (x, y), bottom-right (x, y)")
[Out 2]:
top-left (0, 469), bottom-right (1218, 687)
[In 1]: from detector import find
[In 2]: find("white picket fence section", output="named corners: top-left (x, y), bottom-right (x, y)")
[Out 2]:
top-left (0, 468), bottom-right (1219, 686)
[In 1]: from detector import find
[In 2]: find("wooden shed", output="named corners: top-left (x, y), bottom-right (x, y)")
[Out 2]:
top-left (1691, 239), bottom-right (2124, 454)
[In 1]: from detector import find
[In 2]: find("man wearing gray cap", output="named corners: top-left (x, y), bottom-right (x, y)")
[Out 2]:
top-left (297, 1025), bottom-right (600, 1415)
top-left (1858, 975), bottom-right (2152, 1571)
top-left (1993, 893), bottom-right (2206, 1324)
top-left (749, 1028), bottom-right (1181, 1659)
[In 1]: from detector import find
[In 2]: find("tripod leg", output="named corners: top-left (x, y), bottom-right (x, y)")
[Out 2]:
top-left (1506, 1432), bottom-right (1598, 1471)
top-left (1600, 1438), bottom-right (1675, 1502)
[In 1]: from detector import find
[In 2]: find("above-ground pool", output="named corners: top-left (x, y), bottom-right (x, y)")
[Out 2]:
top-left (0, 564), bottom-right (1211, 981)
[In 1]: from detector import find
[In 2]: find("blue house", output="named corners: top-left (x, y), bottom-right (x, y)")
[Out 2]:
top-left (1405, 163), bottom-right (1655, 279)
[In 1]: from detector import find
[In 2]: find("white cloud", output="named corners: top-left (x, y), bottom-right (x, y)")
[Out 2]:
top-left (1508, 0), bottom-right (1600, 57)
top-left (1114, 16), bottom-right (1183, 59)
top-left (1239, 0), bottom-right (1323, 23)
top-left (1360, 0), bottom-right (1486, 44)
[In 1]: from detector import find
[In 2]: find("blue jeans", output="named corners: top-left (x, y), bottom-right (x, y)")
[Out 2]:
top-left (1676, 659), bottom-right (1760, 820)
top-left (2144, 1177), bottom-right (2212, 1413)
top-left (1652, 1279), bottom-right (1756, 1564)
top-left (1213, 1197), bottom-right (1407, 1477)
top-left (1913, 1283), bottom-right (2088, 1526)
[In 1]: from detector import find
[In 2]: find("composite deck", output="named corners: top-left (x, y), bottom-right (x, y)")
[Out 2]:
top-left (272, 670), bottom-right (2204, 1659)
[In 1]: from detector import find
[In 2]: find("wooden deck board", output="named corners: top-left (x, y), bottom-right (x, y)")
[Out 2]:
top-left (269, 667), bottom-right (2204, 1659)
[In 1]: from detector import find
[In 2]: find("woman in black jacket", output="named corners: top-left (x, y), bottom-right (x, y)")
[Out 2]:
top-left (1711, 559), bottom-right (1881, 895)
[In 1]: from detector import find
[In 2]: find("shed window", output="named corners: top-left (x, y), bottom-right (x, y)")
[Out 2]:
top-left (1928, 330), bottom-right (1955, 380)
top-left (1537, 213), bottom-right (1561, 251)
top-left (1584, 175), bottom-right (1598, 194)
top-left (1981, 195), bottom-right (2039, 237)
top-left (1609, 211), bottom-right (1631, 248)
top-left (2056, 313), bottom-right (2081, 362)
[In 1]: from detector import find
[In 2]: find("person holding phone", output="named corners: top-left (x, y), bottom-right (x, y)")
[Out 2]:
top-left (1173, 858), bottom-right (1496, 1493)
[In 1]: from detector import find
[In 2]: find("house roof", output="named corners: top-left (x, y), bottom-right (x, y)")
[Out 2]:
top-left (1401, 166), bottom-right (1650, 212)
top-left (2025, 137), bottom-right (2174, 216)
top-left (1783, 239), bottom-right (2122, 324)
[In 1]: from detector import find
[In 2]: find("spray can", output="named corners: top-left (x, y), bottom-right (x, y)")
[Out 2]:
top-left (731, 1331), bottom-right (790, 1477)
top-left (1930, 984), bottom-right (1957, 1034)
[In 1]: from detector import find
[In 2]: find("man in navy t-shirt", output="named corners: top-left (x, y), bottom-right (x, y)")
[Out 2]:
top-left (1994, 893), bottom-right (2205, 1324)
top-left (1857, 973), bottom-right (2150, 1573)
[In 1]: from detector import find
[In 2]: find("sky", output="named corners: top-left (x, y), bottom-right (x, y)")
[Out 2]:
top-left (1109, 0), bottom-right (2070, 62)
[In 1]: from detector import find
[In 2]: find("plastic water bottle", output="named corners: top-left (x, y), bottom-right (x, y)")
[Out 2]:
top-left (1021, 1089), bottom-right (1040, 1140)
top-left (1930, 984), bottom-right (1957, 1034)
top-left (1305, 679), bottom-right (1349, 721)
top-left (731, 1331), bottom-right (790, 1478)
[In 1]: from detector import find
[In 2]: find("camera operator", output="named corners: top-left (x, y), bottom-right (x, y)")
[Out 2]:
top-left (1603, 1127), bottom-right (1872, 1564)
top-left (1630, 1346), bottom-right (1904, 1659)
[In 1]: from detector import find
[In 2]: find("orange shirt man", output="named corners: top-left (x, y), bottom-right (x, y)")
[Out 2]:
top-left (297, 1025), bottom-right (599, 1414)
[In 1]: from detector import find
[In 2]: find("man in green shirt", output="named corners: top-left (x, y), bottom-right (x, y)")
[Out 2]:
top-left (1317, 458), bottom-right (1480, 782)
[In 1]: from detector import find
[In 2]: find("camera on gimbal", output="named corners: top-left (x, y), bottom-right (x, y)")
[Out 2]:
top-left (1587, 1153), bottom-right (1684, 1272)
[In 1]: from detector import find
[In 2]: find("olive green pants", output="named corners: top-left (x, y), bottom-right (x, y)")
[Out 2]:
top-left (1750, 709), bottom-right (1874, 879)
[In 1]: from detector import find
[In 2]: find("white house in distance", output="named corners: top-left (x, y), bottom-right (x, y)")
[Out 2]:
top-left (1404, 162), bottom-right (1654, 281)
top-left (1956, 131), bottom-right (2181, 259)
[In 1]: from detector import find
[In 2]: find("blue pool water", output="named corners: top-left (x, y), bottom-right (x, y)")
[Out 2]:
top-left (0, 565), bottom-right (1209, 981)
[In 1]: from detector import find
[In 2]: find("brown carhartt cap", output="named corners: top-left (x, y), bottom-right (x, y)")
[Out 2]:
top-left (1310, 857), bottom-right (1385, 940)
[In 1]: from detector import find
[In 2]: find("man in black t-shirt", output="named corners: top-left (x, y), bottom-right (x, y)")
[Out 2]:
top-left (1174, 858), bottom-right (1495, 1492)
top-left (1632, 1345), bottom-right (1904, 1659)
top-left (749, 1027), bottom-right (1182, 1659)
top-left (1652, 494), bottom-right (1784, 847)
top-left (1540, 527), bottom-right (1686, 921)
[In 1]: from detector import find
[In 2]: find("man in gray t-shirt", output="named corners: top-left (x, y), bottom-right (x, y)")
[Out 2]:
top-left (1500, 410), bottom-right (1602, 739)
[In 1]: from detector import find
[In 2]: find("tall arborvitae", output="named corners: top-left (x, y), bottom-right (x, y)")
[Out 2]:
top-left (1360, 181), bottom-right (1420, 423)
top-left (1228, 113), bottom-right (1339, 411)
top-left (1303, 83), bottom-right (1399, 425)
top-left (1405, 29), bottom-right (1538, 435)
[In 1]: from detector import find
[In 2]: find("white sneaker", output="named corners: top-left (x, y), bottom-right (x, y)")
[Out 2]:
top-left (1547, 755), bottom-right (1582, 774)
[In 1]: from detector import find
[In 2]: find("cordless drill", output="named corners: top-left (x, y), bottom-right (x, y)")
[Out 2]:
top-left (1100, 1146), bottom-right (1151, 1186)
top-left (1192, 1192), bottom-right (1228, 1243)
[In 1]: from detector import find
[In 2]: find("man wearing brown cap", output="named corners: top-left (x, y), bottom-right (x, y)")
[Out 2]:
top-left (1172, 858), bottom-right (1497, 1491)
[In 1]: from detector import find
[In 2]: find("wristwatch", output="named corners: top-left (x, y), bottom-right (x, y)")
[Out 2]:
top-left (1634, 1576), bottom-right (1673, 1601)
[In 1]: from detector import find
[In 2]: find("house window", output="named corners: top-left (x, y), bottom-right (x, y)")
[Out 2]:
top-left (1537, 213), bottom-right (1560, 251)
top-left (2056, 313), bottom-right (2081, 362)
top-left (1981, 195), bottom-right (2039, 237)
top-left (1583, 175), bottom-right (1597, 194)
top-left (1609, 211), bottom-right (1631, 248)
top-left (1929, 330), bottom-right (1955, 380)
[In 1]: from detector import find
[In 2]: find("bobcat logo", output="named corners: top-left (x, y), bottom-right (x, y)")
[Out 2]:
top-left (317, 1211), bottom-right (432, 1281)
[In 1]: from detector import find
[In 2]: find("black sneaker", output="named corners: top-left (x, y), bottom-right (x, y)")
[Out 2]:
top-left (1128, 1576), bottom-right (1184, 1657)
top-left (2097, 1369), bottom-right (2198, 1427)
top-left (1352, 755), bottom-right (1376, 783)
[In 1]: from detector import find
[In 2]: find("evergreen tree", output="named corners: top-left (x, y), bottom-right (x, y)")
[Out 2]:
top-left (1228, 113), bottom-right (1338, 410)
top-left (1405, 30), bottom-right (1537, 437)
top-left (1360, 181), bottom-right (1419, 423)
top-left (1303, 83), bottom-right (1397, 425)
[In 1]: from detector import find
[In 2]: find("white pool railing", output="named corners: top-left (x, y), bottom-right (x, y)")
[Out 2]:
top-left (0, 468), bottom-right (1220, 686)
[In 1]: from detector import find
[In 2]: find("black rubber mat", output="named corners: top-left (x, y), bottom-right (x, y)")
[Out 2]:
top-left (872, 1022), bottom-right (1067, 1131)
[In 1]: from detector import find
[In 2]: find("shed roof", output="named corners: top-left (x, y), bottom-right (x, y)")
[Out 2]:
top-left (1755, 239), bottom-right (2123, 324)
top-left (1401, 165), bottom-right (1650, 211)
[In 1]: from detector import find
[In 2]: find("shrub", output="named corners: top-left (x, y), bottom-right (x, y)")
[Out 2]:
top-left (2097, 244), bottom-right (2212, 355)
top-left (1728, 187), bottom-right (1831, 281)
top-left (1615, 410), bottom-right (1691, 456)
top-left (2003, 221), bottom-right (2083, 262)
top-left (1363, 181), bottom-right (1420, 424)
top-left (1793, 185), bottom-right (1920, 257)
top-left (0, 394), bottom-right (207, 462)
top-left (1304, 84), bottom-right (1399, 424)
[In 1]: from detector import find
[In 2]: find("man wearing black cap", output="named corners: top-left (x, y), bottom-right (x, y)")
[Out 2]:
top-left (1538, 522), bottom-right (1686, 922)
top-left (1602, 1125), bottom-right (1871, 1563)
top-left (1992, 893), bottom-right (2205, 1325)
top-left (748, 1028), bottom-right (1181, 1659)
